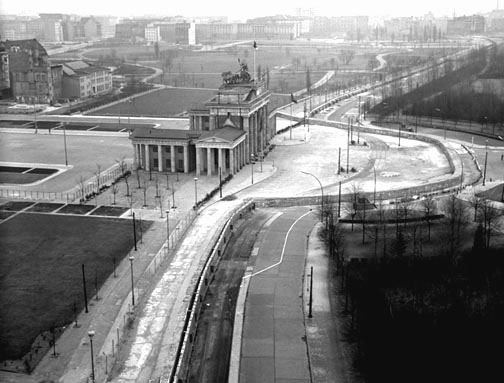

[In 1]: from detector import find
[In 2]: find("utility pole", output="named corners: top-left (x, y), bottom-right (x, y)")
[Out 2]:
top-left (338, 147), bottom-right (341, 174)
top-left (308, 266), bottom-right (313, 318)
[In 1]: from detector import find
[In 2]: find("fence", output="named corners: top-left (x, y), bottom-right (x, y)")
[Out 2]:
top-left (83, 208), bottom-right (198, 383)
top-left (0, 163), bottom-right (134, 205)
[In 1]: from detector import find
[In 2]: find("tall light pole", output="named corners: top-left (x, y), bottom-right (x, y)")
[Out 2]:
top-left (88, 330), bottom-right (95, 383)
top-left (301, 171), bottom-right (324, 222)
top-left (63, 123), bottom-right (68, 166)
top-left (128, 256), bottom-right (135, 307)
top-left (194, 177), bottom-right (198, 206)
top-left (346, 117), bottom-right (350, 173)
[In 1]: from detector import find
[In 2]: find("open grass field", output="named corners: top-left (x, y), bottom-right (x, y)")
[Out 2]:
top-left (83, 41), bottom-right (381, 93)
top-left (0, 212), bottom-right (143, 361)
top-left (89, 87), bottom-right (217, 117)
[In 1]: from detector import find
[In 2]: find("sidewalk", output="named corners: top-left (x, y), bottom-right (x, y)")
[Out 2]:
top-left (11, 159), bottom-right (278, 383)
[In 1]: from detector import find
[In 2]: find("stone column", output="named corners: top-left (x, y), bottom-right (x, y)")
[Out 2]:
top-left (158, 145), bottom-right (163, 172)
top-left (133, 143), bottom-right (138, 167)
top-left (218, 148), bottom-right (223, 174)
top-left (207, 147), bottom-right (212, 176)
top-left (196, 147), bottom-right (201, 176)
top-left (230, 148), bottom-right (235, 174)
top-left (145, 144), bottom-right (150, 171)
top-left (183, 145), bottom-right (189, 173)
top-left (171, 145), bottom-right (176, 173)
top-left (243, 118), bottom-right (250, 163)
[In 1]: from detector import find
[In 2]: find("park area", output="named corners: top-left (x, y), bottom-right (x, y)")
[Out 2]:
top-left (89, 87), bottom-right (216, 117)
top-left (0, 209), bottom-right (148, 368)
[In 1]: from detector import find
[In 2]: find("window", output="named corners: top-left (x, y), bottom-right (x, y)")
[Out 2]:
top-left (165, 146), bottom-right (170, 153)
top-left (152, 146), bottom-right (158, 153)
top-left (153, 159), bottom-right (158, 168)
top-left (178, 146), bottom-right (184, 154)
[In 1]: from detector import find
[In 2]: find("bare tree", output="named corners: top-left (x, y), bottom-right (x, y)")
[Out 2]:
top-left (441, 195), bottom-right (470, 259)
top-left (94, 164), bottom-right (102, 195)
top-left (420, 195), bottom-right (437, 240)
top-left (339, 50), bottom-right (355, 66)
top-left (117, 157), bottom-right (130, 196)
top-left (77, 175), bottom-right (87, 204)
top-left (475, 199), bottom-right (504, 249)
top-left (345, 183), bottom-right (362, 231)
top-left (111, 183), bottom-right (119, 205)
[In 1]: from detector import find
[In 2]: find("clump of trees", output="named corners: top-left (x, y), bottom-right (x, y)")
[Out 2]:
top-left (317, 193), bottom-right (504, 382)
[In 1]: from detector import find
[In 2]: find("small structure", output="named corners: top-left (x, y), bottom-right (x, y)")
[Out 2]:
top-left (130, 60), bottom-right (272, 177)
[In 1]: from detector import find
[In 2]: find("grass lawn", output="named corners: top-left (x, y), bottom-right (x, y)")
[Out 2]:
top-left (0, 213), bottom-right (143, 361)
top-left (90, 87), bottom-right (217, 117)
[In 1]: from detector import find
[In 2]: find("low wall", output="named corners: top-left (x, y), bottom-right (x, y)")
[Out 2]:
top-left (167, 199), bottom-right (255, 383)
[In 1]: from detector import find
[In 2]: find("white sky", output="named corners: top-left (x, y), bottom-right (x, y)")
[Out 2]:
top-left (0, 0), bottom-right (499, 20)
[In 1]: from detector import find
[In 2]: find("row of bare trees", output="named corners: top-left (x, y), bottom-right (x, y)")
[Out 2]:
top-left (319, 185), bottom-right (503, 272)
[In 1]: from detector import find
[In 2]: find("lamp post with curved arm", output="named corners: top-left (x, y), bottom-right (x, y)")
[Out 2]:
top-left (88, 330), bottom-right (95, 383)
top-left (301, 171), bottom-right (324, 222)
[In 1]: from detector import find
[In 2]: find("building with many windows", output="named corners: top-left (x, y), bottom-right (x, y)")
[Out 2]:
top-left (130, 62), bottom-right (272, 177)
top-left (61, 61), bottom-right (112, 100)
top-left (447, 15), bottom-right (485, 35)
top-left (2, 39), bottom-right (62, 103)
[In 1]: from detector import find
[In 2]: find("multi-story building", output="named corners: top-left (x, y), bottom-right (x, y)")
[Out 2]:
top-left (39, 13), bottom-right (64, 42)
top-left (0, 47), bottom-right (10, 96)
top-left (81, 17), bottom-right (101, 40)
top-left (447, 15), bottom-right (485, 36)
top-left (487, 9), bottom-right (504, 32)
top-left (195, 21), bottom-right (298, 43)
top-left (115, 20), bottom-right (149, 41)
top-left (310, 15), bottom-right (368, 39)
top-left (3, 39), bottom-right (62, 103)
top-left (145, 25), bottom-right (161, 42)
top-left (95, 16), bottom-right (118, 38)
top-left (61, 61), bottom-right (112, 100)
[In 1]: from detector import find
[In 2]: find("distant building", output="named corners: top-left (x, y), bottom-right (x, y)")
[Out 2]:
top-left (145, 25), bottom-right (161, 42)
top-left (130, 62), bottom-right (272, 177)
top-left (115, 20), bottom-right (149, 41)
top-left (0, 48), bottom-right (10, 93)
top-left (2, 39), bottom-right (62, 103)
top-left (310, 16), bottom-right (368, 39)
top-left (61, 61), bottom-right (112, 100)
top-left (487, 9), bottom-right (504, 32)
top-left (38, 13), bottom-right (64, 42)
top-left (447, 15), bottom-right (485, 36)
top-left (81, 17), bottom-right (101, 40)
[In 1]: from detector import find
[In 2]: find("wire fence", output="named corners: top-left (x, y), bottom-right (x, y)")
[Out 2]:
top-left (0, 163), bottom-right (134, 205)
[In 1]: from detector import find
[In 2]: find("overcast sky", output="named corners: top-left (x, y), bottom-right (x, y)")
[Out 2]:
top-left (0, 0), bottom-right (499, 20)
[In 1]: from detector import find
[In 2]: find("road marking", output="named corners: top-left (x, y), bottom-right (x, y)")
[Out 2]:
top-left (244, 210), bottom-right (313, 279)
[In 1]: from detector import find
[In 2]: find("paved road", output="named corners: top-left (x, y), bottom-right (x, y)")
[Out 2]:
top-left (239, 207), bottom-right (317, 383)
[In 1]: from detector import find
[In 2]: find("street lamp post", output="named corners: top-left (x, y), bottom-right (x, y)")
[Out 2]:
top-left (301, 171), bottom-right (324, 222)
top-left (88, 330), bottom-right (95, 383)
top-left (63, 123), bottom-right (68, 166)
top-left (128, 256), bottom-right (135, 307)
top-left (194, 177), bottom-right (198, 206)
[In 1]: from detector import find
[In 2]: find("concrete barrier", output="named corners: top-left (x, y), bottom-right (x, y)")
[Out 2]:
top-left (168, 199), bottom-right (254, 383)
